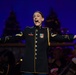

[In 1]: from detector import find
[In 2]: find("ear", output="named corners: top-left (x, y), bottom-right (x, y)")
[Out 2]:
top-left (42, 18), bottom-right (44, 21)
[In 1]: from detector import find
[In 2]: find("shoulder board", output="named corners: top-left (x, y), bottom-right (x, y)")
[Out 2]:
top-left (26, 26), bottom-right (34, 29)
top-left (42, 27), bottom-right (49, 29)
top-left (42, 27), bottom-right (50, 30)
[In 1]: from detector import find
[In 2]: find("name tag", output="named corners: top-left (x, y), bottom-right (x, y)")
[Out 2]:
top-left (28, 33), bottom-right (33, 36)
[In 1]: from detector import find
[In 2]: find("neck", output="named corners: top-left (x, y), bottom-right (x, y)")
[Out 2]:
top-left (34, 25), bottom-right (42, 29)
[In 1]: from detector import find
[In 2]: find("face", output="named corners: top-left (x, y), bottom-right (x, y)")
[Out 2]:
top-left (33, 12), bottom-right (44, 26)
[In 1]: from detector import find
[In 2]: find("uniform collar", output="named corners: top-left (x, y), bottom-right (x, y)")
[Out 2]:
top-left (34, 25), bottom-right (42, 29)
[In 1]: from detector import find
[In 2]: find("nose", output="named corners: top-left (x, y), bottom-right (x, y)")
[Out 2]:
top-left (35, 17), bottom-right (37, 19)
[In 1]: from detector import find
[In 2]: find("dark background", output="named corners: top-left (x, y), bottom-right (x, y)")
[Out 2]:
top-left (0, 0), bottom-right (76, 36)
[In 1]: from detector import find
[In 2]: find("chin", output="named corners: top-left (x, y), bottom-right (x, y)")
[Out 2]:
top-left (35, 24), bottom-right (40, 26)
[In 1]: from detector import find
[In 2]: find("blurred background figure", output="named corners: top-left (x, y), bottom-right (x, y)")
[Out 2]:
top-left (0, 49), bottom-right (16, 75)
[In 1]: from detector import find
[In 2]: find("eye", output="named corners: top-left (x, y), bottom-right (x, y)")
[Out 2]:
top-left (37, 14), bottom-right (41, 17)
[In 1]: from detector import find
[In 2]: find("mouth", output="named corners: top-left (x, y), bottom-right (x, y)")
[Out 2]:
top-left (34, 20), bottom-right (41, 26)
top-left (35, 20), bottom-right (39, 23)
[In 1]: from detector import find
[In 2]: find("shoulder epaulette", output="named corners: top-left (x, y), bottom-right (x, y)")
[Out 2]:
top-left (42, 27), bottom-right (49, 29)
top-left (42, 27), bottom-right (48, 28)
top-left (26, 26), bottom-right (34, 29)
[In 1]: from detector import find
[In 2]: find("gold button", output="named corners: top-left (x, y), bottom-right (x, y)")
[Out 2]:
top-left (35, 49), bottom-right (37, 51)
top-left (35, 41), bottom-right (37, 43)
top-left (36, 34), bottom-right (38, 36)
top-left (35, 53), bottom-right (37, 55)
top-left (35, 45), bottom-right (37, 47)
top-left (35, 57), bottom-right (37, 59)
top-left (35, 37), bottom-right (37, 39)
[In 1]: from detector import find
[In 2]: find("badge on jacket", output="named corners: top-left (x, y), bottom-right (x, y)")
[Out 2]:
top-left (40, 33), bottom-right (44, 38)
top-left (28, 33), bottom-right (33, 36)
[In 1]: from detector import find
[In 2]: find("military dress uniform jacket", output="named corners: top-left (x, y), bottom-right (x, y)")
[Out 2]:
top-left (20, 26), bottom-right (49, 74)
top-left (0, 26), bottom-right (74, 74)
